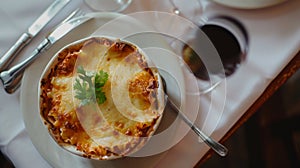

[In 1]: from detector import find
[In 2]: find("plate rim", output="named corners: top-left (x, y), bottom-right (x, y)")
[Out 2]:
top-left (212, 0), bottom-right (288, 9)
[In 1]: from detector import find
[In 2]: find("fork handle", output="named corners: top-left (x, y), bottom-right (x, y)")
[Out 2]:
top-left (0, 38), bottom-right (50, 93)
top-left (0, 33), bottom-right (32, 71)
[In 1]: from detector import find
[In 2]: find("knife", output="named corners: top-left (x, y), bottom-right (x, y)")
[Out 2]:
top-left (0, 0), bottom-right (70, 72)
top-left (0, 15), bottom-right (93, 94)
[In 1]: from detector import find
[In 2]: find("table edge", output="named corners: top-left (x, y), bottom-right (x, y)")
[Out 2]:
top-left (195, 49), bottom-right (300, 167)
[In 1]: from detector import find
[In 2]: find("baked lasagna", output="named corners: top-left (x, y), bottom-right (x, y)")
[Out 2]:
top-left (39, 37), bottom-right (164, 159)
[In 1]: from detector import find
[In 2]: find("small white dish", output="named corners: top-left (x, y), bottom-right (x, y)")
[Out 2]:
top-left (212, 0), bottom-right (288, 9)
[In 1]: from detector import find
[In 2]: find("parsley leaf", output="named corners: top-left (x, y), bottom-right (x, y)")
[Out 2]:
top-left (73, 66), bottom-right (108, 106)
top-left (95, 70), bottom-right (108, 104)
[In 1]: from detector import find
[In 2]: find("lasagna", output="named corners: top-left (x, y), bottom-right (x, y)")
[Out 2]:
top-left (39, 37), bottom-right (164, 159)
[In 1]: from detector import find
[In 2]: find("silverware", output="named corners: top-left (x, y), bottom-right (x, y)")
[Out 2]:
top-left (161, 77), bottom-right (228, 157)
top-left (0, 9), bottom-right (84, 94)
top-left (0, 0), bottom-right (70, 72)
top-left (0, 15), bottom-right (93, 94)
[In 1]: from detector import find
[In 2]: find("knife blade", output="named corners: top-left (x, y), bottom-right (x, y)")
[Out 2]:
top-left (0, 15), bottom-right (93, 94)
top-left (0, 0), bottom-right (70, 71)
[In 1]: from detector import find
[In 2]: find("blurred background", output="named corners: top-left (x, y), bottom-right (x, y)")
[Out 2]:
top-left (1, 70), bottom-right (299, 168)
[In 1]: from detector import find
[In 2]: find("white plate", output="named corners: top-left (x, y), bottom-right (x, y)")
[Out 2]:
top-left (212, 0), bottom-right (288, 9)
top-left (20, 12), bottom-right (192, 167)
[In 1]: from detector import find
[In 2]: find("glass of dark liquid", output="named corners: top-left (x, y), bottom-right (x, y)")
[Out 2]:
top-left (181, 16), bottom-right (249, 94)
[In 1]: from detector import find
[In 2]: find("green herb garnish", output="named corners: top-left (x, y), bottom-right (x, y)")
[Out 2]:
top-left (74, 66), bottom-right (108, 106)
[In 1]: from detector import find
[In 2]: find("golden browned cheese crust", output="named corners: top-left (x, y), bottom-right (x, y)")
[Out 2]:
top-left (40, 37), bottom-right (161, 159)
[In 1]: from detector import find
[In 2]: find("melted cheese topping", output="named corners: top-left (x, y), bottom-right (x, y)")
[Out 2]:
top-left (40, 37), bottom-right (163, 159)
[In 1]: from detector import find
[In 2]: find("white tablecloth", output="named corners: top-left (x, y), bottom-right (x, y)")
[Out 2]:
top-left (0, 0), bottom-right (299, 167)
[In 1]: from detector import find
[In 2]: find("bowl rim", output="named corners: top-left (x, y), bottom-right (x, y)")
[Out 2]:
top-left (38, 36), bottom-right (165, 160)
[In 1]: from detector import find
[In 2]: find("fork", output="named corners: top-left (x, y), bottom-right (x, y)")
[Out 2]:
top-left (0, 9), bottom-right (84, 94)
top-left (60, 8), bottom-right (84, 25)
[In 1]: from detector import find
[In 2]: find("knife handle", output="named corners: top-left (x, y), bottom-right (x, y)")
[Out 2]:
top-left (0, 33), bottom-right (32, 71)
top-left (0, 38), bottom-right (50, 93)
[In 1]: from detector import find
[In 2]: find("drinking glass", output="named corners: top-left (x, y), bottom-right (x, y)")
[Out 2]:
top-left (84, 0), bottom-right (132, 12)
top-left (151, 0), bottom-right (249, 94)
top-left (181, 15), bottom-right (249, 94)
top-left (151, 0), bottom-right (203, 20)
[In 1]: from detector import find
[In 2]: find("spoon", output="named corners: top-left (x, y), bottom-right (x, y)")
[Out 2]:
top-left (161, 77), bottom-right (228, 157)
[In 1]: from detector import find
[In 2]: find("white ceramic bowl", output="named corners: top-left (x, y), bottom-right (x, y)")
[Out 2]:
top-left (38, 36), bottom-right (165, 160)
